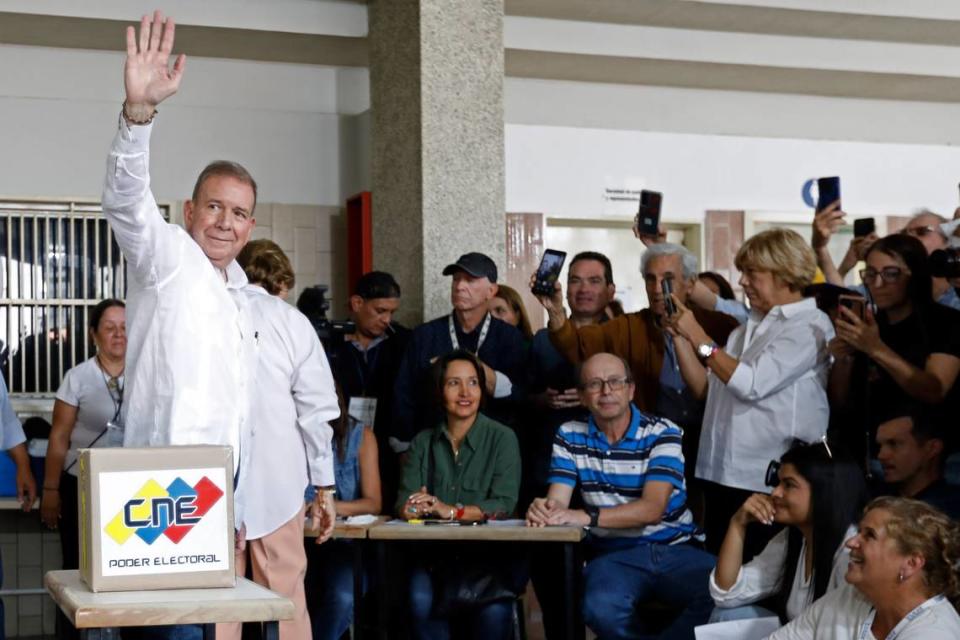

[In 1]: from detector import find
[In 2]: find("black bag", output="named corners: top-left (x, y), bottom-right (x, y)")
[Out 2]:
top-left (432, 555), bottom-right (520, 616)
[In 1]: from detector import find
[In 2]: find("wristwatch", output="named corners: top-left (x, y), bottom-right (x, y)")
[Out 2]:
top-left (585, 506), bottom-right (600, 528)
top-left (696, 342), bottom-right (719, 360)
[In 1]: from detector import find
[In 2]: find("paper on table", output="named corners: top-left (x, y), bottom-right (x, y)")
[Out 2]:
top-left (344, 515), bottom-right (377, 525)
top-left (486, 519), bottom-right (527, 527)
top-left (694, 618), bottom-right (781, 640)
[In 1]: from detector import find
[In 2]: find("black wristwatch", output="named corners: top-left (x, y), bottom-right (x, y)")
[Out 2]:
top-left (585, 506), bottom-right (600, 528)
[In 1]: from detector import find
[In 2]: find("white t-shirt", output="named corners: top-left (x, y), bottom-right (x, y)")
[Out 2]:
top-left (55, 357), bottom-right (124, 477)
top-left (711, 525), bottom-right (855, 621)
top-left (767, 584), bottom-right (960, 640)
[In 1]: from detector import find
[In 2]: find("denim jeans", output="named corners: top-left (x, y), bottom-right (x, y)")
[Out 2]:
top-left (408, 566), bottom-right (514, 640)
top-left (120, 625), bottom-right (202, 640)
top-left (1, 551), bottom-right (5, 640)
top-left (305, 540), bottom-right (366, 640)
top-left (582, 541), bottom-right (716, 640)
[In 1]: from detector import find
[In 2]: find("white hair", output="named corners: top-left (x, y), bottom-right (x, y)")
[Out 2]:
top-left (640, 243), bottom-right (698, 280)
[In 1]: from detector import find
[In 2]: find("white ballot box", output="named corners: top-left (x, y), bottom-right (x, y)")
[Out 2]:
top-left (78, 446), bottom-right (235, 592)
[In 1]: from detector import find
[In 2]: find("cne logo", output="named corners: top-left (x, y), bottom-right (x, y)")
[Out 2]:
top-left (104, 476), bottom-right (224, 545)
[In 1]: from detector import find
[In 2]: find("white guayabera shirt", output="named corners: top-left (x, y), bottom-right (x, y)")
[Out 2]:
top-left (102, 118), bottom-right (252, 479)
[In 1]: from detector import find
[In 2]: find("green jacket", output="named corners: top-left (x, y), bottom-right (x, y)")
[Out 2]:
top-left (396, 412), bottom-right (521, 518)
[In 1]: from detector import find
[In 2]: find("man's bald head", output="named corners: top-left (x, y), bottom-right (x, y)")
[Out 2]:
top-left (579, 353), bottom-right (631, 385)
top-left (578, 353), bottom-right (635, 424)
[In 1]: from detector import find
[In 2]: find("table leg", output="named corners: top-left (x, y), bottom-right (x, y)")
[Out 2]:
top-left (79, 629), bottom-right (102, 640)
top-left (353, 541), bottom-right (364, 640)
top-left (376, 541), bottom-right (389, 640)
top-left (562, 542), bottom-right (584, 640)
top-left (202, 623), bottom-right (216, 640)
top-left (263, 621), bottom-right (279, 640)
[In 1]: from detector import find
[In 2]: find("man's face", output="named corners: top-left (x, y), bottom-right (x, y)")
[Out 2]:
top-left (902, 213), bottom-right (947, 255)
top-left (644, 254), bottom-right (691, 319)
top-left (876, 417), bottom-right (940, 485)
top-left (350, 296), bottom-right (400, 339)
top-left (578, 354), bottom-right (634, 423)
top-left (183, 175), bottom-right (256, 271)
top-left (567, 259), bottom-right (614, 318)
top-left (450, 271), bottom-right (497, 313)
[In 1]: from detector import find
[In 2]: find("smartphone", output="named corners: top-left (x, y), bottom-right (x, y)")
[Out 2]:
top-left (838, 294), bottom-right (866, 320)
top-left (531, 249), bottom-right (567, 296)
top-left (635, 190), bottom-right (662, 236)
top-left (853, 217), bottom-right (875, 238)
top-left (816, 177), bottom-right (841, 213)
top-left (661, 278), bottom-right (677, 316)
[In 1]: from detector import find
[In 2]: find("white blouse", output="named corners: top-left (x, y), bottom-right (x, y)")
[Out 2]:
top-left (696, 298), bottom-right (834, 493)
top-left (710, 525), bottom-right (856, 621)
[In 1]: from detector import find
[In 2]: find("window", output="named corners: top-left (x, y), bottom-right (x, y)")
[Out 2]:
top-left (0, 200), bottom-right (167, 397)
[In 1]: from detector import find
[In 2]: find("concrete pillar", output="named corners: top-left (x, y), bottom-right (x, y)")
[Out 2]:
top-left (368, 0), bottom-right (506, 325)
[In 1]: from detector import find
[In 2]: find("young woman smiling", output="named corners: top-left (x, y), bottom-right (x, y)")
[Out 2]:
top-left (710, 440), bottom-right (868, 622)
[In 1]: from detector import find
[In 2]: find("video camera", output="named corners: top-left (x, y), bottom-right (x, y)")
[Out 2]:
top-left (296, 285), bottom-right (356, 358)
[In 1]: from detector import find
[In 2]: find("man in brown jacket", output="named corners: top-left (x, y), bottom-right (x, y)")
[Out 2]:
top-left (533, 242), bottom-right (738, 499)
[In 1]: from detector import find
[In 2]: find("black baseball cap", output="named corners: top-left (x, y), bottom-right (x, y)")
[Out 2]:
top-left (442, 252), bottom-right (498, 283)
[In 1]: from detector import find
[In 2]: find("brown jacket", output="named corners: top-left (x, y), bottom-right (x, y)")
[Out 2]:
top-left (549, 306), bottom-right (739, 413)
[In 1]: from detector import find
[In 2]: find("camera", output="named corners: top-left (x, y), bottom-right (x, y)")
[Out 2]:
top-left (296, 285), bottom-right (356, 359)
top-left (930, 248), bottom-right (960, 279)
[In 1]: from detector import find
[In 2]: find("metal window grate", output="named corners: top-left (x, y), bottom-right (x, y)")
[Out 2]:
top-left (0, 200), bottom-right (166, 397)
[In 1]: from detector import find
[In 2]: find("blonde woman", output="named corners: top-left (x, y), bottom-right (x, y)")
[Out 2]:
top-left (666, 228), bottom-right (834, 555)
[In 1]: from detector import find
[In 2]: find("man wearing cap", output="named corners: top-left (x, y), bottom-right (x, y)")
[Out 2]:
top-left (391, 253), bottom-right (526, 451)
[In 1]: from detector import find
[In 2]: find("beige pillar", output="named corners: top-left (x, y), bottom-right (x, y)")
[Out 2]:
top-left (368, 0), bottom-right (506, 325)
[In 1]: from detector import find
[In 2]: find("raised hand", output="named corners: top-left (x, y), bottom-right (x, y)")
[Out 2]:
top-left (812, 200), bottom-right (844, 250)
top-left (123, 10), bottom-right (186, 121)
top-left (733, 493), bottom-right (776, 527)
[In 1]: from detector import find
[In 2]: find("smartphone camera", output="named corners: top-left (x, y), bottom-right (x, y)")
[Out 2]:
top-left (661, 278), bottom-right (677, 316)
top-left (930, 248), bottom-right (960, 279)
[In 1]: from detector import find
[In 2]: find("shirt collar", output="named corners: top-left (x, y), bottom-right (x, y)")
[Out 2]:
top-left (436, 414), bottom-right (486, 450)
top-left (350, 334), bottom-right (387, 352)
top-left (761, 296), bottom-right (816, 320)
top-left (224, 260), bottom-right (250, 290)
top-left (587, 403), bottom-right (642, 444)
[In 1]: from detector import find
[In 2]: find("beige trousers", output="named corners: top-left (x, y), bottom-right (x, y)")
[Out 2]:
top-left (217, 506), bottom-right (311, 640)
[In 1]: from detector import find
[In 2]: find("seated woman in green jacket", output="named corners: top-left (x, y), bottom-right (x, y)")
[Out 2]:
top-left (397, 349), bottom-right (523, 639)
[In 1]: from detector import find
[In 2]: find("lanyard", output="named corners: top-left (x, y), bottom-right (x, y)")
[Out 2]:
top-left (448, 313), bottom-right (491, 354)
top-left (857, 594), bottom-right (945, 640)
top-left (96, 357), bottom-right (124, 424)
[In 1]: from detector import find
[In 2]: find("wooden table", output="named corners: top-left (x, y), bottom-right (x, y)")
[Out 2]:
top-left (369, 521), bottom-right (586, 640)
top-left (44, 570), bottom-right (295, 640)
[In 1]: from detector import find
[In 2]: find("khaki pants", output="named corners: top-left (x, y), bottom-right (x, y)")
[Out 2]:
top-left (217, 507), bottom-right (311, 640)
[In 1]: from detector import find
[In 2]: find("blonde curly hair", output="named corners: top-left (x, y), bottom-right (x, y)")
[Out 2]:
top-left (866, 496), bottom-right (960, 608)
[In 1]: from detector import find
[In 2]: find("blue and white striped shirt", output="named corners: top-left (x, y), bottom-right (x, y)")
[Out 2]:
top-left (549, 404), bottom-right (700, 546)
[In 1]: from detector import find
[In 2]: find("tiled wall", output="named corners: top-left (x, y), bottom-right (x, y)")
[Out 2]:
top-left (0, 510), bottom-right (60, 638)
top-left (704, 210), bottom-right (746, 295)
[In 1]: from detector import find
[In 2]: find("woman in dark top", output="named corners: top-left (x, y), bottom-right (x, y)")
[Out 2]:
top-left (829, 234), bottom-right (960, 462)
top-left (397, 350), bottom-right (522, 639)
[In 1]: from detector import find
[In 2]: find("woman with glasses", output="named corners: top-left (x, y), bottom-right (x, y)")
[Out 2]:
top-left (829, 234), bottom-right (960, 463)
top-left (710, 439), bottom-right (868, 623)
top-left (768, 497), bottom-right (960, 640)
top-left (666, 228), bottom-right (834, 557)
top-left (397, 350), bottom-right (524, 639)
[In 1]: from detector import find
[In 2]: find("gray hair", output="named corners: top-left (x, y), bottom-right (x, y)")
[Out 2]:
top-left (640, 243), bottom-right (698, 280)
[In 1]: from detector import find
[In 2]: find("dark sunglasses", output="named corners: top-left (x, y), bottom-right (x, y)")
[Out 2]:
top-left (764, 436), bottom-right (833, 488)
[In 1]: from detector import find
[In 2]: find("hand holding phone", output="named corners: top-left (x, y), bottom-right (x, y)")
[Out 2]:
top-left (838, 294), bottom-right (866, 321)
top-left (816, 177), bottom-right (841, 213)
top-left (635, 190), bottom-right (663, 237)
top-left (531, 249), bottom-right (567, 296)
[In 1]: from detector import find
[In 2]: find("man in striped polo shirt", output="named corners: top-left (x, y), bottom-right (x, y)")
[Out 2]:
top-left (526, 352), bottom-right (715, 639)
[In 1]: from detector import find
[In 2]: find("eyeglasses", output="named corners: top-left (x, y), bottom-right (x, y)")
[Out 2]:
top-left (859, 267), bottom-right (909, 284)
top-left (764, 436), bottom-right (833, 488)
top-left (580, 376), bottom-right (633, 393)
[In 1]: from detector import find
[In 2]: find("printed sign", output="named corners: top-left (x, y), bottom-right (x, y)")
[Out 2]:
top-left (98, 468), bottom-right (230, 577)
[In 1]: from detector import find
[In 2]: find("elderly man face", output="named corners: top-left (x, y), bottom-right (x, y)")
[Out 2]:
top-left (183, 175), bottom-right (257, 270)
top-left (902, 213), bottom-right (948, 255)
top-left (643, 254), bottom-right (691, 319)
top-left (578, 353), bottom-right (635, 424)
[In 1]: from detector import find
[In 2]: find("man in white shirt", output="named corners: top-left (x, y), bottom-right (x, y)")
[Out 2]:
top-left (102, 13), bottom-right (337, 627)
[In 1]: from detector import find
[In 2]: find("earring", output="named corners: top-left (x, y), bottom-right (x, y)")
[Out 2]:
top-left (897, 570), bottom-right (905, 583)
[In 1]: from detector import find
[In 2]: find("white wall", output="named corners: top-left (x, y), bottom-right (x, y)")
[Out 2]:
top-left (505, 122), bottom-right (960, 223)
top-left (0, 44), bottom-right (366, 206)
